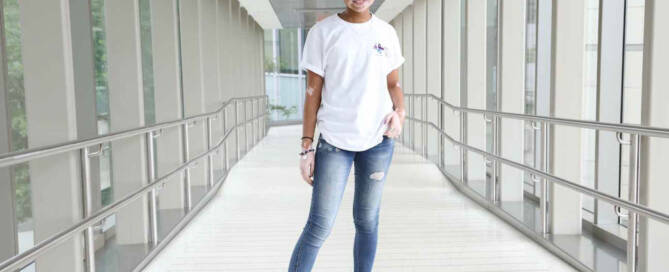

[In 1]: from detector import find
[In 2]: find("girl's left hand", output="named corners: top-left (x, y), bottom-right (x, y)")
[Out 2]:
top-left (383, 110), bottom-right (403, 138)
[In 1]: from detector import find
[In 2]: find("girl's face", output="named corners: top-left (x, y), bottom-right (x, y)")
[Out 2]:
top-left (344, 0), bottom-right (374, 13)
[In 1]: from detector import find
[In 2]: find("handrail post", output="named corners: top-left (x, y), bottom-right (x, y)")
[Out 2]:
top-left (251, 98), bottom-right (258, 145)
top-left (146, 131), bottom-right (158, 246)
top-left (440, 133), bottom-right (445, 169)
top-left (80, 147), bottom-right (96, 272)
top-left (266, 96), bottom-right (270, 135)
top-left (182, 122), bottom-right (192, 211)
top-left (263, 96), bottom-right (267, 136)
top-left (250, 99), bottom-right (255, 146)
top-left (424, 96), bottom-right (429, 159)
top-left (244, 100), bottom-right (249, 154)
top-left (460, 101), bottom-right (468, 184)
top-left (495, 115), bottom-right (501, 202)
top-left (489, 115), bottom-right (499, 203)
top-left (405, 95), bottom-right (410, 147)
top-left (234, 100), bottom-right (240, 162)
top-left (540, 121), bottom-right (550, 235)
top-left (411, 95), bottom-right (416, 151)
top-left (627, 134), bottom-right (640, 272)
top-left (206, 116), bottom-right (214, 189)
top-left (408, 96), bottom-right (416, 151)
top-left (439, 96), bottom-right (444, 169)
top-left (222, 108), bottom-right (229, 173)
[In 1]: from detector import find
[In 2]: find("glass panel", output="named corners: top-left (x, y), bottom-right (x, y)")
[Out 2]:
top-left (485, 0), bottom-right (498, 196)
top-left (153, 125), bottom-right (187, 241)
top-left (580, 0), bottom-right (599, 219)
top-left (549, 188), bottom-right (626, 271)
top-left (2, 0), bottom-right (34, 265)
top-left (94, 198), bottom-right (151, 272)
top-left (89, 2), bottom-right (122, 270)
top-left (91, 0), bottom-right (115, 209)
top-left (265, 29), bottom-right (305, 122)
top-left (468, 152), bottom-right (488, 198)
top-left (157, 180), bottom-right (186, 242)
top-left (278, 28), bottom-right (299, 74)
top-left (90, 1), bottom-right (158, 270)
top-left (523, 0), bottom-right (539, 198)
top-left (619, 0), bottom-right (645, 227)
top-left (427, 100), bottom-right (440, 164)
top-left (139, 0), bottom-right (156, 126)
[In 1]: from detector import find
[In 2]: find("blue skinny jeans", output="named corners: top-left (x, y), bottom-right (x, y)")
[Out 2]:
top-left (289, 134), bottom-right (395, 272)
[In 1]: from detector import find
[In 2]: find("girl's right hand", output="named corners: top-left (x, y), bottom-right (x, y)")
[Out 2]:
top-left (299, 150), bottom-right (315, 186)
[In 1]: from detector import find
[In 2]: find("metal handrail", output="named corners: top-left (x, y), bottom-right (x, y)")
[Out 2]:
top-left (405, 116), bottom-right (669, 225)
top-left (0, 95), bottom-right (268, 272)
top-left (0, 94), bottom-right (266, 168)
top-left (404, 92), bottom-right (660, 272)
top-left (406, 93), bottom-right (669, 138)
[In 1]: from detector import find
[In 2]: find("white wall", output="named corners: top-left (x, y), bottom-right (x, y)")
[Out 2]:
top-left (152, 0), bottom-right (187, 210)
top-left (549, 0), bottom-right (586, 235)
top-left (442, 0), bottom-right (462, 175)
top-left (499, 0), bottom-right (526, 202)
top-left (21, 0), bottom-right (83, 270)
top-left (402, 7), bottom-right (415, 147)
top-left (106, 0), bottom-right (151, 245)
top-left (466, 0), bottom-right (487, 183)
top-left (413, 0), bottom-right (426, 153)
top-left (639, 0), bottom-right (669, 270)
top-left (426, 0), bottom-right (441, 162)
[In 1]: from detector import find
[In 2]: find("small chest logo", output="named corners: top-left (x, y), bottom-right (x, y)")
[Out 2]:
top-left (373, 42), bottom-right (386, 56)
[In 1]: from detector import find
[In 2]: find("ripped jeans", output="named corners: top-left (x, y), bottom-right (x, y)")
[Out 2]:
top-left (289, 134), bottom-right (395, 272)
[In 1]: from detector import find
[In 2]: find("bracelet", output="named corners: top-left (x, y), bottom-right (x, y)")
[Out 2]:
top-left (301, 136), bottom-right (313, 142)
top-left (298, 148), bottom-right (315, 157)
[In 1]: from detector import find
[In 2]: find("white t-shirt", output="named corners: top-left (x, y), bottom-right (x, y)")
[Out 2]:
top-left (300, 13), bottom-right (405, 152)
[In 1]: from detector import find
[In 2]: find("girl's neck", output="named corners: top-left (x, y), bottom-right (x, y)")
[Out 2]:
top-left (338, 8), bottom-right (372, 23)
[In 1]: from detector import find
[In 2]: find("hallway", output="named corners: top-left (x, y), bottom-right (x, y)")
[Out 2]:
top-left (145, 125), bottom-right (575, 271)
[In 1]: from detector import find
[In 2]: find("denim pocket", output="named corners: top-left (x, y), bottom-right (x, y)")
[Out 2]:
top-left (317, 137), bottom-right (340, 152)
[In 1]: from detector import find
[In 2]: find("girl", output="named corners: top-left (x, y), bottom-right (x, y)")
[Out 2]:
top-left (290, 0), bottom-right (405, 271)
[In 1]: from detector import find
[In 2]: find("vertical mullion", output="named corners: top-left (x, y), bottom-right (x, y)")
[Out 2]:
top-left (80, 148), bottom-right (96, 272)
top-left (460, 0), bottom-right (469, 185)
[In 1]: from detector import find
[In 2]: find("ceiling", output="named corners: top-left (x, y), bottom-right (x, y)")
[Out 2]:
top-left (268, 0), bottom-right (386, 28)
top-left (239, 0), bottom-right (283, 29)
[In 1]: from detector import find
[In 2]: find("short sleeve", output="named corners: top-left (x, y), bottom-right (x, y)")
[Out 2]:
top-left (300, 26), bottom-right (325, 77)
top-left (386, 27), bottom-right (405, 74)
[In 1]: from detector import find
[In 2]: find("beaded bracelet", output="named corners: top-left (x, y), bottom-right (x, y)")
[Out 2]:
top-left (299, 148), bottom-right (315, 156)
top-left (299, 148), bottom-right (315, 158)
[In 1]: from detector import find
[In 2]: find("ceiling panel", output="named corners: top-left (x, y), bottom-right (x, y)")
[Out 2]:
top-left (268, 0), bottom-right (386, 28)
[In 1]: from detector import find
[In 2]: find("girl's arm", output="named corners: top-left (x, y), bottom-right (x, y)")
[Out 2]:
top-left (386, 69), bottom-right (406, 123)
top-left (301, 70), bottom-right (324, 150)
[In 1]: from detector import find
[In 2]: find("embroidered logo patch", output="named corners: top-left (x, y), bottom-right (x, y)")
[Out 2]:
top-left (373, 42), bottom-right (386, 56)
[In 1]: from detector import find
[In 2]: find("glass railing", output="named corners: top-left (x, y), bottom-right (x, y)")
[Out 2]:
top-left (265, 72), bottom-right (305, 123)
top-left (0, 95), bottom-right (269, 272)
top-left (402, 93), bottom-right (669, 272)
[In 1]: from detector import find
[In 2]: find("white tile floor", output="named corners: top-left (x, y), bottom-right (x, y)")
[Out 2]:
top-left (144, 125), bottom-right (576, 272)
